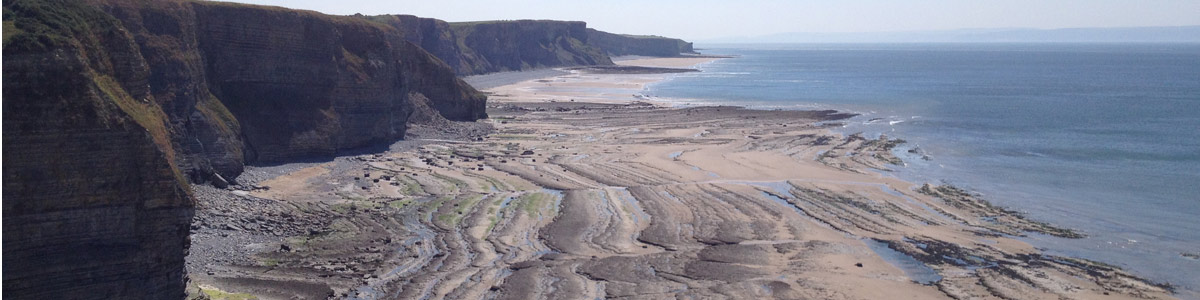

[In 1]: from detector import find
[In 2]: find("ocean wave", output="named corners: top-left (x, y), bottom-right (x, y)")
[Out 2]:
top-left (760, 79), bottom-right (827, 83)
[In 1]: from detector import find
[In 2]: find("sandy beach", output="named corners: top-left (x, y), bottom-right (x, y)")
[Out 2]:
top-left (480, 57), bottom-right (720, 106)
top-left (184, 58), bottom-right (1178, 299)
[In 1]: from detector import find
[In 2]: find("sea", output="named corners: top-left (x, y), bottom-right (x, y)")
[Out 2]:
top-left (644, 43), bottom-right (1200, 297)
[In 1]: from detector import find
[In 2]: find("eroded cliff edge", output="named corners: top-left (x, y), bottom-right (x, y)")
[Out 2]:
top-left (3, 0), bottom-right (700, 297)
top-left (585, 28), bottom-right (695, 57)
top-left (3, 0), bottom-right (485, 298)
top-left (366, 15), bottom-right (697, 75)
top-left (369, 16), bottom-right (612, 75)
top-left (3, 1), bottom-right (194, 298)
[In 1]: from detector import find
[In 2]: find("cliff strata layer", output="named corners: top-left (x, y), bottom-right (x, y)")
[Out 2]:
top-left (367, 16), bottom-right (697, 75)
top-left (3, 0), bottom-right (486, 298)
top-left (586, 28), bottom-right (695, 57)
top-left (3, 1), bottom-right (194, 298)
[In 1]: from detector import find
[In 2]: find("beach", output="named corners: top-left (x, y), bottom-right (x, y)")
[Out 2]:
top-left (184, 57), bottom-right (1178, 299)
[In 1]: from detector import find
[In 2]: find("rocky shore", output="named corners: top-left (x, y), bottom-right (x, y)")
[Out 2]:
top-left (184, 58), bottom-right (1177, 299)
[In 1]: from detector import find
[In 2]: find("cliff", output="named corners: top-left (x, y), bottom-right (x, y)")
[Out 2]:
top-left (448, 20), bottom-right (612, 74)
top-left (3, 1), bottom-right (193, 298)
top-left (366, 16), bottom-right (698, 75)
top-left (186, 2), bottom-right (485, 163)
top-left (586, 28), bottom-right (695, 57)
top-left (366, 14), bottom-right (476, 75)
top-left (3, 0), bottom-right (485, 298)
top-left (368, 17), bottom-right (619, 75)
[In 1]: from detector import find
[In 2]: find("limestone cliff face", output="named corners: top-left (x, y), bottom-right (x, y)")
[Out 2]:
top-left (3, 0), bottom-right (485, 298)
top-left (368, 17), bottom-right (615, 75)
top-left (88, 0), bottom-right (247, 179)
top-left (450, 20), bottom-right (613, 75)
top-left (189, 2), bottom-right (485, 162)
top-left (3, 1), bottom-right (193, 298)
top-left (586, 28), bottom-right (696, 57)
top-left (368, 14), bottom-right (474, 75)
top-left (367, 16), bottom-right (696, 75)
top-left (75, 0), bottom-right (487, 170)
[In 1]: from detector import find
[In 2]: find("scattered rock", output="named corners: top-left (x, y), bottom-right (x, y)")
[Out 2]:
top-left (211, 173), bottom-right (230, 188)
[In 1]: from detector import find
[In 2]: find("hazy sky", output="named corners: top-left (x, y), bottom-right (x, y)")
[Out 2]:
top-left (228, 0), bottom-right (1200, 41)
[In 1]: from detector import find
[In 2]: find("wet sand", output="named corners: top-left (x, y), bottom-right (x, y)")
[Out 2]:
top-left (484, 56), bottom-right (719, 106)
top-left (185, 58), bottom-right (1177, 299)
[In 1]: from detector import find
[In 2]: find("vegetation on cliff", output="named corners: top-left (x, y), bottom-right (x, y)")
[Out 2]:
top-left (3, 0), bottom-right (486, 298)
top-left (586, 28), bottom-right (696, 57)
top-left (4, 0), bottom-right (193, 298)
top-left (3, 1), bottom-right (693, 298)
top-left (364, 16), bottom-right (696, 75)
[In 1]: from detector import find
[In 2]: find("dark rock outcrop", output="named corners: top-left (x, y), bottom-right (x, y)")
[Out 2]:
top-left (365, 16), bottom-right (697, 75)
top-left (366, 14), bottom-right (475, 75)
top-left (3, 1), bottom-right (193, 298)
top-left (586, 28), bottom-right (695, 57)
top-left (448, 20), bottom-right (612, 75)
top-left (367, 17), bottom-right (616, 75)
top-left (3, 0), bottom-right (485, 298)
top-left (187, 2), bottom-right (485, 163)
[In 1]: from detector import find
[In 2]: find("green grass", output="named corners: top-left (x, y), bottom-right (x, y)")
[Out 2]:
top-left (453, 148), bottom-right (485, 159)
top-left (388, 199), bottom-right (412, 209)
top-left (3, 20), bottom-right (21, 44)
top-left (3, 0), bottom-right (121, 52)
top-left (485, 216), bottom-right (500, 233)
top-left (437, 194), bottom-right (487, 226)
top-left (432, 173), bottom-right (467, 193)
top-left (192, 1), bottom-right (392, 31)
top-left (331, 201), bottom-right (380, 213)
top-left (195, 94), bottom-right (240, 137)
top-left (334, 191), bottom-right (367, 202)
top-left (425, 195), bottom-right (452, 211)
top-left (259, 257), bottom-right (279, 267)
top-left (285, 236), bottom-right (310, 247)
top-left (516, 192), bottom-right (554, 216)
top-left (494, 135), bottom-right (537, 140)
top-left (396, 176), bottom-right (425, 195)
top-left (618, 33), bottom-right (670, 39)
top-left (199, 285), bottom-right (258, 300)
top-left (480, 176), bottom-right (508, 192)
top-left (93, 73), bottom-right (191, 192)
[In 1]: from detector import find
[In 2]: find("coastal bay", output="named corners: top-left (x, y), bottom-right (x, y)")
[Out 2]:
top-left (184, 58), bottom-right (1177, 299)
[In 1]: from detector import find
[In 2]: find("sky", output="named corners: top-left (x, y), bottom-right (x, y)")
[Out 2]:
top-left (227, 0), bottom-right (1200, 41)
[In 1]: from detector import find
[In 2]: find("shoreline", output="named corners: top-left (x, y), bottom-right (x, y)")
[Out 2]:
top-left (481, 56), bottom-right (726, 107)
top-left (610, 49), bottom-right (1200, 297)
top-left (183, 57), bottom-right (1181, 299)
top-left (476, 57), bottom-right (1181, 297)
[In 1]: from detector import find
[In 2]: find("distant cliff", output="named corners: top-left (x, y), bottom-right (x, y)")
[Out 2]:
top-left (368, 16), bottom-right (611, 75)
top-left (448, 20), bottom-right (612, 74)
top-left (366, 16), bottom-right (696, 75)
top-left (367, 14), bottom-right (477, 76)
top-left (187, 2), bottom-right (486, 164)
top-left (3, 0), bottom-right (485, 298)
top-left (586, 28), bottom-right (695, 57)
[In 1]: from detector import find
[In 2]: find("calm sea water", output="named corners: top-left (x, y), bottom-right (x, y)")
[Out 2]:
top-left (647, 43), bottom-right (1200, 296)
